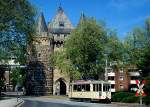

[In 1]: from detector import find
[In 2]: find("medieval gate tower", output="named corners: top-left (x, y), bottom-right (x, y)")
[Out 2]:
top-left (26, 5), bottom-right (73, 95)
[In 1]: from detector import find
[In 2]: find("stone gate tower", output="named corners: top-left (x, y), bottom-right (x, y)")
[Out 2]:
top-left (26, 5), bottom-right (73, 95)
top-left (26, 13), bottom-right (53, 95)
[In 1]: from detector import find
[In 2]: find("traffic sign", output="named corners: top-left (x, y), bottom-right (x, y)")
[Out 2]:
top-left (135, 80), bottom-right (147, 97)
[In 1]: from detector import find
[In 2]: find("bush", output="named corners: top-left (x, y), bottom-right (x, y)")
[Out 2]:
top-left (112, 92), bottom-right (130, 102)
top-left (112, 92), bottom-right (138, 103)
top-left (143, 96), bottom-right (150, 106)
top-left (121, 96), bottom-right (138, 103)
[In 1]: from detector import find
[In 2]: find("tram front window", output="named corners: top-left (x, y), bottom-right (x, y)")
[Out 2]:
top-left (103, 84), bottom-right (110, 91)
top-left (93, 84), bottom-right (101, 91)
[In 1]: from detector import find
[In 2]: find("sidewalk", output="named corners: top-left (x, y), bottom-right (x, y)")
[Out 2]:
top-left (0, 98), bottom-right (23, 107)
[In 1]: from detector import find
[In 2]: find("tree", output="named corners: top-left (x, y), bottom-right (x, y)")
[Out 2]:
top-left (50, 48), bottom-right (81, 80)
top-left (0, 0), bottom-right (36, 64)
top-left (10, 67), bottom-right (26, 90)
top-left (0, 0), bottom-right (36, 94)
top-left (105, 30), bottom-right (124, 65)
top-left (138, 48), bottom-right (150, 77)
top-left (65, 17), bottom-right (107, 79)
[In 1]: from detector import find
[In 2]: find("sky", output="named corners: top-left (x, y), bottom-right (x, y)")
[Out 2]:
top-left (29, 0), bottom-right (150, 40)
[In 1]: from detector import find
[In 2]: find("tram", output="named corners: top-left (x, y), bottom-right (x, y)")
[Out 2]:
top-left (69, 80), bottom-right (111, 103)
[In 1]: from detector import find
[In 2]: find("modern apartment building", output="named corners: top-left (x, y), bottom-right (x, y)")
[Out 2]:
top-left (106, 66), bottom-right (140, 92)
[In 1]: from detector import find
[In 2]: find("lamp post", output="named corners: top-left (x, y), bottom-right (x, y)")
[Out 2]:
top-left (104, 53), bottom-right (108, 81)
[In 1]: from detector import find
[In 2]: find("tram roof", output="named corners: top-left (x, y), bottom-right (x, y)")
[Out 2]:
top-left (70, 80), bottom-right (110, 85)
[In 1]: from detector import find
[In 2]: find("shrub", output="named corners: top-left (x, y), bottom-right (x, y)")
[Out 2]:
top-left (143, 96), bottom-right (150, 106)
top-left (112, 92), bottom-right (130, 102)
top-left (112, 92), bottom-right (138, 103)
top-left (121, 96), bottom-right (138, 103)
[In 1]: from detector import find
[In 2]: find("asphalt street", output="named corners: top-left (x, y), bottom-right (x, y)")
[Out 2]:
top-left (21, 100), bottom-right (86, 107)
top-left (20, 97), bottom-right (117, 107)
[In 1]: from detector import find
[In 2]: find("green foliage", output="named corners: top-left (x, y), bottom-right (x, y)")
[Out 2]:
top-left (0, 0), bottom-right (36, 64)
top-left (138, 48), bottom-right (150, 77)
top-left (121, 96), bottom-right (138, 103)
top-left (112, 92), bottom-right (138, 103)
top-left (143, 96), bottom-right (150, 106)
top-left (105, 30), bottom-right (124, 65)
top-left (112, 92), bottom-right (129, 102)
top-left (65, 17), bottom-right (107, 79)
top-left (10, 67), bottom-right (26, 88)
top-left (50, 48), bottom-right (81, 80)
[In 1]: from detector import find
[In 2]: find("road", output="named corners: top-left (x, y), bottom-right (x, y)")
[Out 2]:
top-left (21, 97), bottom-right (117, 107)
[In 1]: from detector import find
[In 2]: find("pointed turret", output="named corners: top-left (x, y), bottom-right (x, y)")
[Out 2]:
top-left (36, 12), bottom-right (48, 34)
top-left (78, 12), bottom-right (86, 26)
top-left (57, 4), bottom-right (64, 14)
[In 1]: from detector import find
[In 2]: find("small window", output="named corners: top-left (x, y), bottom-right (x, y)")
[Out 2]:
top-left (38, 53), bottom-right (41, 57)
top-left (111, 84), bottom-right (115, 88)
top-left (81, 85), bottom-right (85, 91)
top-left (85, 84), bottom-right (90, 91)
top-left (119, 76), bottom-right (124, 81)
top-left (93, 84), bottom-right (98, 91)
top-left (108, 76), bottom-right (114, 80)
top-left (103, 84), bottom-right (110, 91)
top-left (77, 85), bottom-right (81, 91)
top-left (120, 85), bottom-right (124, 89)
top-left (99, 84), bottom-right (101, 91)
top-left (57, 34), bottom-right (60, 37)
top-left (73, 85), bottom-right (77, 91)
top-left (59, 21), bottom-right (64, 27)
top-left (64, 34), bottom-right (67, 38)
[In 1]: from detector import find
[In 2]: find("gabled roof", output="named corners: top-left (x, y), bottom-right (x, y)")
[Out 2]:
top-left (36, 12), bottom-right (48, 34)
top-left (48, 5), bottom-right (73, 33)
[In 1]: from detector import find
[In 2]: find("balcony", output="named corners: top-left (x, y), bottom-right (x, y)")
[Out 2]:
top-left (108, 80), bottom-right (115, 84)
top-left (108, 72), bottom-right (115, 76)
top-left (111, 88), bottom-right (116, 92)
top-left (129, 72), bottom-right (140, 76)
top-left (130, 80), bottom-right (136, 84)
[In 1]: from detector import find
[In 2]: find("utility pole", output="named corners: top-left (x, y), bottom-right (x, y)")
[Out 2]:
top-left (105, 59), bottom-right (108, 81)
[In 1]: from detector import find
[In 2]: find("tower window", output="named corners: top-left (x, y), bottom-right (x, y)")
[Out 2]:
top-left (38, 53), bottom-right (41, 57)
top-left (59, 21), bottom-right (64, 27)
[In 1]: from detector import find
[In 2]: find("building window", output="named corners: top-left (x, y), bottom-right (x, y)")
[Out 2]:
top-left (111, 84), bottom-right (115, 89)
top-left (120, 85), bottom-right (124, 89)
top-left (59, 21), bottom-right (64, 27)
top-left (64, 34), bottom-right (67, 38)
top-left (108, 76), bottom-right (114, 80)
top-left (38, 53), bottom-right (41, 57)
top-left (119, 76), bottom-right (123, 81)
top-left (57, 34), bottom-right (60, 37)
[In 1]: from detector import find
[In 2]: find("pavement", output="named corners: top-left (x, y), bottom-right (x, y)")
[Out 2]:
top-left (0, 96), bottom-right (149, 107)
top-left (0, 98), bottom-right (24, 107)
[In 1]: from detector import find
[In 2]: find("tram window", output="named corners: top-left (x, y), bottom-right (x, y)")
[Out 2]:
top-left (99, 84), bottom-right (101, 91)
top-left (85, 84), bottom-right (90, 91)
top-left (73, 85), bottom-right (77, 91)
top-left (77, 85), bottom-right (81, 91)
top-left (93, 84), bottom-right (98, 91)
top-left (93, 84), bottom-right (96, 91)
top-left (103, 85), bottom-right (106, 91)
top-left (103, 84), bottom-right (108, 91)
top-left (81, 85), bottom-right (85, 91)
top-left (103, 84), bottom-right (110, 91)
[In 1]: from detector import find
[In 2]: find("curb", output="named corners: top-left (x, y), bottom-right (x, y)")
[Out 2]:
top-left (15, 99), bottom-right (24, 107)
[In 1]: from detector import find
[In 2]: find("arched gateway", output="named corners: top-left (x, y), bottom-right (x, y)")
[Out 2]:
top-left (55, 78), bottom-right (67, 95)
